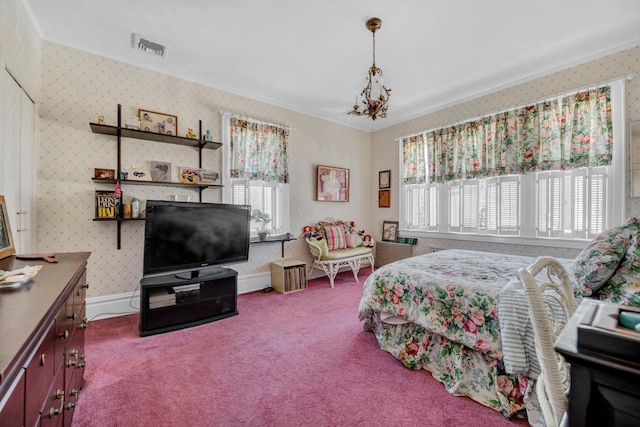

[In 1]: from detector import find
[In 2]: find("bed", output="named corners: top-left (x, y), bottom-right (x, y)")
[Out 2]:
top-left (357, 218), bottom-right (640, 426)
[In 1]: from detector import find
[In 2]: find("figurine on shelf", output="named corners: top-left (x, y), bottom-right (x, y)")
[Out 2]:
top-left (97, 115), bottom-right (105, 124)
top-left (186, 128), bottom-right (196, 139)
top-left (125, 117), bottom-right (141, 130)
top-left (205, 129), bottom-right (212, 141)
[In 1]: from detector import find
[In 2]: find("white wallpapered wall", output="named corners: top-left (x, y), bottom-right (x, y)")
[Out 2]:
top-left (38, 42), bottom-right (375, 298)
top-left (371, 46), bottom-right (640, 259)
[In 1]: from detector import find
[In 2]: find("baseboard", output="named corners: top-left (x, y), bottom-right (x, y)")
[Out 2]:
top-left (86, 272), bottom-right (271, 321)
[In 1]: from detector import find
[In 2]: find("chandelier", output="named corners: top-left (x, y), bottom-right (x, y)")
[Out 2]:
top-left (349, 17), bottom-right (391, 120)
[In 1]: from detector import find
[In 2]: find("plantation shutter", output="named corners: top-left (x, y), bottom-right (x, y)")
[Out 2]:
top-left (571, 168), bottom-right (588, 239)
top-left (536, 171), bottom-right (565, 238)
top-left (485, 178), bottom-right (498, 232)
top-left (499, 176), bottom-right (519, 235)
top-left (449, 181), bottom-right (461, 232)
top-left (231, 180), bottom-right (247, 205)
top-left (461, 180), bottom-right (479, 232)
top-left (587, 167), bottom-right (607, 237)
top-left (427, 183), bottom-right (439, 230)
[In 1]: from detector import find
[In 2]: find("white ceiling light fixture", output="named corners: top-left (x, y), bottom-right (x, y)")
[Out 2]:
top-left (349, 17), bottom-right (391, 121)
top-left (131, 33), bottom-right (168, 58)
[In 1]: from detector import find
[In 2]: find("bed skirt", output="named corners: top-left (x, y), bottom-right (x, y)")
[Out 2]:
top-left (363, 310), bottom-right (543, 422)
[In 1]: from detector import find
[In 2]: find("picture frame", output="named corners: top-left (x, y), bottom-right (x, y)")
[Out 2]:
top-left (199, 170), bottom-right (220, 184)
top-left (382, 220), bottom-right (399, 242)
top-left (378, 189), bottom-right (390, 208)
top-left (94, 168), bottom-right (115, 179)
top-left (316, 165), bottom-right (349, 202)
top-left (149, 161), bottom-right (172, 182)
top-left (379, 170), bottom-right (391, 189)
top-left (138, 109), bottom-right (178, 136)
top-left (0, 196), bottom-right (16, 260)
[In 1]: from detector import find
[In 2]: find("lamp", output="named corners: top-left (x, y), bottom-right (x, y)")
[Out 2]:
top-left (349, 17), bottom-right (391, 120)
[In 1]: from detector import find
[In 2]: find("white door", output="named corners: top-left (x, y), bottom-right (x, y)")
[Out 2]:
top-left (1, 69), bottom-right (36, 254)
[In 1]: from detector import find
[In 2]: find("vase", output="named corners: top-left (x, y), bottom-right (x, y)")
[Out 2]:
top-left (258, 232), bottom-right (268, 241)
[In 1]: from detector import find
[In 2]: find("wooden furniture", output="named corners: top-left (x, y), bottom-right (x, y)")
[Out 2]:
top-left (270, 260), bottom-right (307, 293)
top-left (518, 257), bottom-right (577, 427)
top-left (139, 268), bottom-right (238, 337)
top-left (0, 252), bottom-right (90, 427)
top-left (89, 104), bottom-right (223, 249)
top-left (555, 299), bottom-right (640, 427)
top-left (374, 241), bottom-right (414, 268)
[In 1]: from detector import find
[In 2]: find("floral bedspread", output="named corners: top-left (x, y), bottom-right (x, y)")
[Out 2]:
top-left (357, 249), bottom-right (570, 420)
top-left (358, 249), bottom-right (541, 359)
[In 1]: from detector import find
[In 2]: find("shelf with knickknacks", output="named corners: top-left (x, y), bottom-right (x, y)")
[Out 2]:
top-left (90, 104), bottom-right (224, 249)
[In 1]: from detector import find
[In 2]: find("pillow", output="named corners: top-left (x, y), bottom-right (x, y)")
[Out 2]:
top-left (345, 233), bottom-right (358, 248)
top-left (310, 236), bottom-right (329, 258)
top-left (324, 224), bottom-right (347, 251)
top-left (573, 217), bottom-right (640, 296)
top-left (596, 234), bottom-right (640, 307)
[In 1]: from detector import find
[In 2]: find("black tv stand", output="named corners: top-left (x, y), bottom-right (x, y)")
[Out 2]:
top-left (139, 267), bottom-right (238, 337)
top-left (175, 266), bottom-right (229, 280)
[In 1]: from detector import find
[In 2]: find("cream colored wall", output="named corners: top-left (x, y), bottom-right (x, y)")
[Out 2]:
top-left (38, 42), bottom-right (373, 298)
top-left (371, 45), bottom-right (640, 259)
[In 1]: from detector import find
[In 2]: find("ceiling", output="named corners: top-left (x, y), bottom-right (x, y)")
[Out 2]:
top-left (23, 0), bottom-right (640, 132)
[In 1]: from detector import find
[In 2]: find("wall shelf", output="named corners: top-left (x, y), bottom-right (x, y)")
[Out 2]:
top-left (90, 104), bottom-right (223, 249)
top-left (249, 236), bottom-right (297, 257)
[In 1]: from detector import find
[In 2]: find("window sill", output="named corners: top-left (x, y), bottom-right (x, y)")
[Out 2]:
top-left (400, 230), bottom-right (590, 250)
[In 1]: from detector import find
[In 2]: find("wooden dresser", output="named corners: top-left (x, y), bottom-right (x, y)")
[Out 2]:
top-left (0, 252), bottom-right (90, 427)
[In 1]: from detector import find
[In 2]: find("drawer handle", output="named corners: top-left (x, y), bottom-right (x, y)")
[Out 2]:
top-left (48, 389), bottom-right (64, 418)
top-left (40, 354), bottom-right (46, 366)
top-left (81, 318), bottom-right (89, 329)
top-left (82, 283), bottom-right (90, 289)
top-left (67, 312), bottom-right (77, 321)
top-left (59, 330), bottom-right (69, 340)
top-left (66, 389), bottom-right (79, 410)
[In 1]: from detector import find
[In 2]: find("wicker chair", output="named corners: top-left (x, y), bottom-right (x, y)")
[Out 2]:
top-left (518, 257), bottom-right (577, 427)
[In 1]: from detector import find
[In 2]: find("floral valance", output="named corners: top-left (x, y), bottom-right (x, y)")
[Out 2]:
top-left (402, 86), bottom-right (612, 184)
top-left (230, 117), bottom-right (289, 183)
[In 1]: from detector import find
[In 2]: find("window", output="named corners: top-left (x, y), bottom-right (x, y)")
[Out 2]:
top-left (221, 112), bottom-right (290, 237)
top-left (399, 80), bottom-right (625, 244)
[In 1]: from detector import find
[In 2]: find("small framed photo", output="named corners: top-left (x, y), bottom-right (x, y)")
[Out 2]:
top-left (378, 189), bottom-right (390, 208)
top-left (0, 195), bottom-right (16, 260)
top-left (149, 161), bottom-right (172, 182)
top-left (379, 170), bottom-right (391, 189)
top-left (316, 165), bottom-right (349, 202)
top-left (138, 109), bottom-right (178, 135)
top-left (94, 168), bottom-right (115, 179)
top-left (382, 221), bottom-right (399, 242)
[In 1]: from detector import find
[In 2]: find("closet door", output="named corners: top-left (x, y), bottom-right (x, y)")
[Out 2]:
top-left (1, 69), bottom-right (36, 253)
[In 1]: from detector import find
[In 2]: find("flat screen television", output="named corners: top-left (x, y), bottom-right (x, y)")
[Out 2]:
top-left (143, 200), bottom-right (251, 279)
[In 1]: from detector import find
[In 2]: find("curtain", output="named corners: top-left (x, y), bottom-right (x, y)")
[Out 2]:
top-left (401, 134), bottom-right (427, 184)
top-left (415, 86), bottom-right (612, 183)
top-left (230, 118), bottom-right (289, 183)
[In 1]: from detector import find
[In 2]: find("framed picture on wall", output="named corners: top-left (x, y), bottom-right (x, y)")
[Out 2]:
top-left (379, 170), bottom-right (391, 189)
top-left (382, 221), bottom-right (399, 242)
top-left (138, 109), bottom-right (178, 135)
top-left (316, 165), bottom-right (349, 202)
top-left (378, 189), bottom-right (390, 208)
top-left (0, 195), bottom-right (16, 260)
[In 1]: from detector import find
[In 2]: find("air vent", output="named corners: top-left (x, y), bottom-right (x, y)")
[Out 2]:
top-left (131, 33), bottom-right (168, 58)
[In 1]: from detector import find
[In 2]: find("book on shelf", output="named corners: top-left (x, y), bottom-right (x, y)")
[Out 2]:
top-left (95, 189), bottom-right (122, 219)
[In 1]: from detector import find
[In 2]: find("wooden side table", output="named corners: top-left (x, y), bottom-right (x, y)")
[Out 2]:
top-left (555, 299), bottom-right (640, 426)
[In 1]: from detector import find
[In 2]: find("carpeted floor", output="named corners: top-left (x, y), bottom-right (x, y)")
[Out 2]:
top-left (71, 271), bottom-right (529, 427)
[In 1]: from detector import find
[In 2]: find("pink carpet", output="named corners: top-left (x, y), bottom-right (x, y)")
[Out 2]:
top-left (72, 271), bottom-right (528, 427)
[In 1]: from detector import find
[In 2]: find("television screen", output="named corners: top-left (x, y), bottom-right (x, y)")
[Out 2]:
top-left (143, 200), bottom-right (251, 278)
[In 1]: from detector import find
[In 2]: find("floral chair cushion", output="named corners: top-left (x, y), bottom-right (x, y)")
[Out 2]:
top-left (573, 217), bottom-right (640, 296)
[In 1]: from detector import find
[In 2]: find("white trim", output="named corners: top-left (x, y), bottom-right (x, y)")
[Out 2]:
top-left (401, 229), bottom-right (589, 250)
top-left (86, 272), bottom-right (272, 321)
